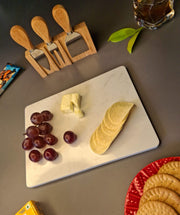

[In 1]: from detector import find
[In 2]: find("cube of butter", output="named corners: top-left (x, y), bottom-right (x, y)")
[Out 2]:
top-left (15, 200), bottom-right (44, 215)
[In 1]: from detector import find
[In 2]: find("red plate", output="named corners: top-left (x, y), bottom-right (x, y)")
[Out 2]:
top-left (124, 156), bottom-right (180, 215)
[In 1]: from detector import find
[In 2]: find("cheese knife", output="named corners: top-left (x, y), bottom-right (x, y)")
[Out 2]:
top-left (10, 25), bottom-right (44, 59)
top-left (31, 16), bottom-right (66, 66)
top-left (52, 4), bottom-right (88, 57)
top-left (31, 16), bottom-right (58, 53)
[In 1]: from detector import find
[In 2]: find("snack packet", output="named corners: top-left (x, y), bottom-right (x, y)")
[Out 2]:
top-left (15, 200), bottom-right (44, 215)
top-left (0, 63), bottom-right (22, 95)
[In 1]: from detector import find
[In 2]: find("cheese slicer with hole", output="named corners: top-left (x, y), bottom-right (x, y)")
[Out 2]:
top-left (52, 4), bottom-right (89, 58)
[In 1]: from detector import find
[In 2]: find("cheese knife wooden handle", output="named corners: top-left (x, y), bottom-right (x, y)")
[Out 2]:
top-left (52, 4), bottom-right (72, 33)
top-left (31, 16), bottom-right (52, 44)
top-left (10, 25), bottom-right (34, 51)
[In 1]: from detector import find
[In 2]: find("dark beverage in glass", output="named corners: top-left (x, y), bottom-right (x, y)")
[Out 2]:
top-left (133, 0), bottom-right (175, 30)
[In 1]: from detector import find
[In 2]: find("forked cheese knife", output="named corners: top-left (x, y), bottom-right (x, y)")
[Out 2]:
top-left (31, 16), bottom-right (71, 67)
top-left (31, 16), bottom-right (59, 54)
top-left (10, 25), bottom-right (44, 59)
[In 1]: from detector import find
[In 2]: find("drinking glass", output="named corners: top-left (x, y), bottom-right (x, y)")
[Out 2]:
top-left (133, 0), bottom-right (175, 30)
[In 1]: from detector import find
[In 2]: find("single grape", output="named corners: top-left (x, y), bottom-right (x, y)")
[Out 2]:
top-left (38, 122), bottom-right (52, 135)
top-left (63, 131), bottom-right (77, 144)
top-left (44, 134), bottom-right (58, 145)
top-left (22, 137), bottom-right (34, 150)
top-left (30, 112), bottom-right (44, 125)
top-left (33, 136), bottom-right (46, 148)
top-left (26, 126), bottom-right (39, 138)
top-left (29, 150), bottom-right (42, 162)
top-left (41, 110), bottom-right (53, 121)
top-left (44, 148), bottom-right (58, 161)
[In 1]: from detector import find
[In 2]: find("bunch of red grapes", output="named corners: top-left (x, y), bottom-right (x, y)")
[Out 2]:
top-left (22, 110), bottom-right (58, 162)
top-left (22, 110), bottom-right (77, 162)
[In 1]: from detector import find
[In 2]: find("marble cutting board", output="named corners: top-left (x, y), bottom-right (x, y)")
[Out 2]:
top-left (25, 66), bottom-right (159, 188)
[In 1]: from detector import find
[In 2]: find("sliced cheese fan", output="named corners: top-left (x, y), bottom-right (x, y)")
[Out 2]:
top-left (90, 102), bottom-right (134, 154)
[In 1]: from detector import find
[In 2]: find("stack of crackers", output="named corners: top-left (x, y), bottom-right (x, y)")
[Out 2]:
top-left (90, 102), bottom-right (134, 154)
top-left (136, 161), bottom-right (180, 214)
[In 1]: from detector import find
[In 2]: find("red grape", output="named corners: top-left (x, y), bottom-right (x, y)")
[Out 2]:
top-left (38, 123), bottom-right (52, 135)
top-left (44, 148), bottom-right (58, 161)
top-left (33, 136), bottom-right (46, 148)
top-left (22, 137), bottom-right (34, 150)
top-left (44, 134), bottom-right (58, 145)
top-left (26, 126), bottom-right (39, 138)
top-left (41, 110), bottom-right (53, 121)
top-left (63, 131), bottom-right (77, 144)
top-left (30, 112), bottom-right (43, 125)
top-left (29, 150), bottom-right (42, 162)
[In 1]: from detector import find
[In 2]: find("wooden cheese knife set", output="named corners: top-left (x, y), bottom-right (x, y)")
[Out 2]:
top-left (10, 4), bottom-right (97, 78)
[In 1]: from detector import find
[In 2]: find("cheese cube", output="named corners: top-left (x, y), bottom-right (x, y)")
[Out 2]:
top-left (71, 93), bottom-right (81, 108)
top-left (60, 93), bottom-right (84, 117)
top-left (60, 94), bottom-right (73, 113)
top-left (74, 107), bottom-right (84, 118)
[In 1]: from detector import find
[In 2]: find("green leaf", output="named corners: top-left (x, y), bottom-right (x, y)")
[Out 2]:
top-left (108, 28), bottom-right (138, 42)
top-left (127, 27), bottom-right (143, 54)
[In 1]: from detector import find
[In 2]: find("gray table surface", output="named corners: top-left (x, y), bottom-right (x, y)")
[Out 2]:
top-left (0, 0), bottom-right (180, 214)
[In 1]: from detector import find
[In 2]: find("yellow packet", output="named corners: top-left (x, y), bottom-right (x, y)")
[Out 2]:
top-left (15, 200), bottom-right (44, 215)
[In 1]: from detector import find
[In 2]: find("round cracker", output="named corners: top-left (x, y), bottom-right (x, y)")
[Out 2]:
top-left (96, 125), bottom-right (115, 145)
top-left (102, 117), bottom-right (120, 134)
top-left (158, 161), bottom-right (180, 180)
top-left (90, 132), bottom-right (102, 154)
top-left (94, 125), bottom-right (119, 154)
top-left (143, 173), bottom-right (180, 195)
top-left (90, 128), bottom-right (113, 154)
top-left (108, 102), bottom-right (134, 125)
top-left (103, 105), bottom-right (120, 131)
top-left (101, 119), bottom-right (120, 136)
top-left (136, 200), bottom-right (178, 215)
top-left (139, 187), bottom-right (180, 214)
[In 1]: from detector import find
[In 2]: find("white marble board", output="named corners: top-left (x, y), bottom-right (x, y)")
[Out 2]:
top-left (25, 66), bottom-right (159, 188)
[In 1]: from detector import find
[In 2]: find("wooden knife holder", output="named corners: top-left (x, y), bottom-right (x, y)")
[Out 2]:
top-left (25, 21), bottom-right (96, 78)
top-left (11, 5), bottom-right (97, 78)
top-left (54, 22), bottom-right (97, 63)
top-left (25, 45), bottom-right (59, 78)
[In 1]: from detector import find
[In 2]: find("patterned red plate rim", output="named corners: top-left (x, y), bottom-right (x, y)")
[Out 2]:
top-left (124, 156), bottom-right (180, 215)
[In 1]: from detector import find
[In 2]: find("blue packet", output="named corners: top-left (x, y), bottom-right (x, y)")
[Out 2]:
top-left (0, 63), bottom-right (22, 95)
